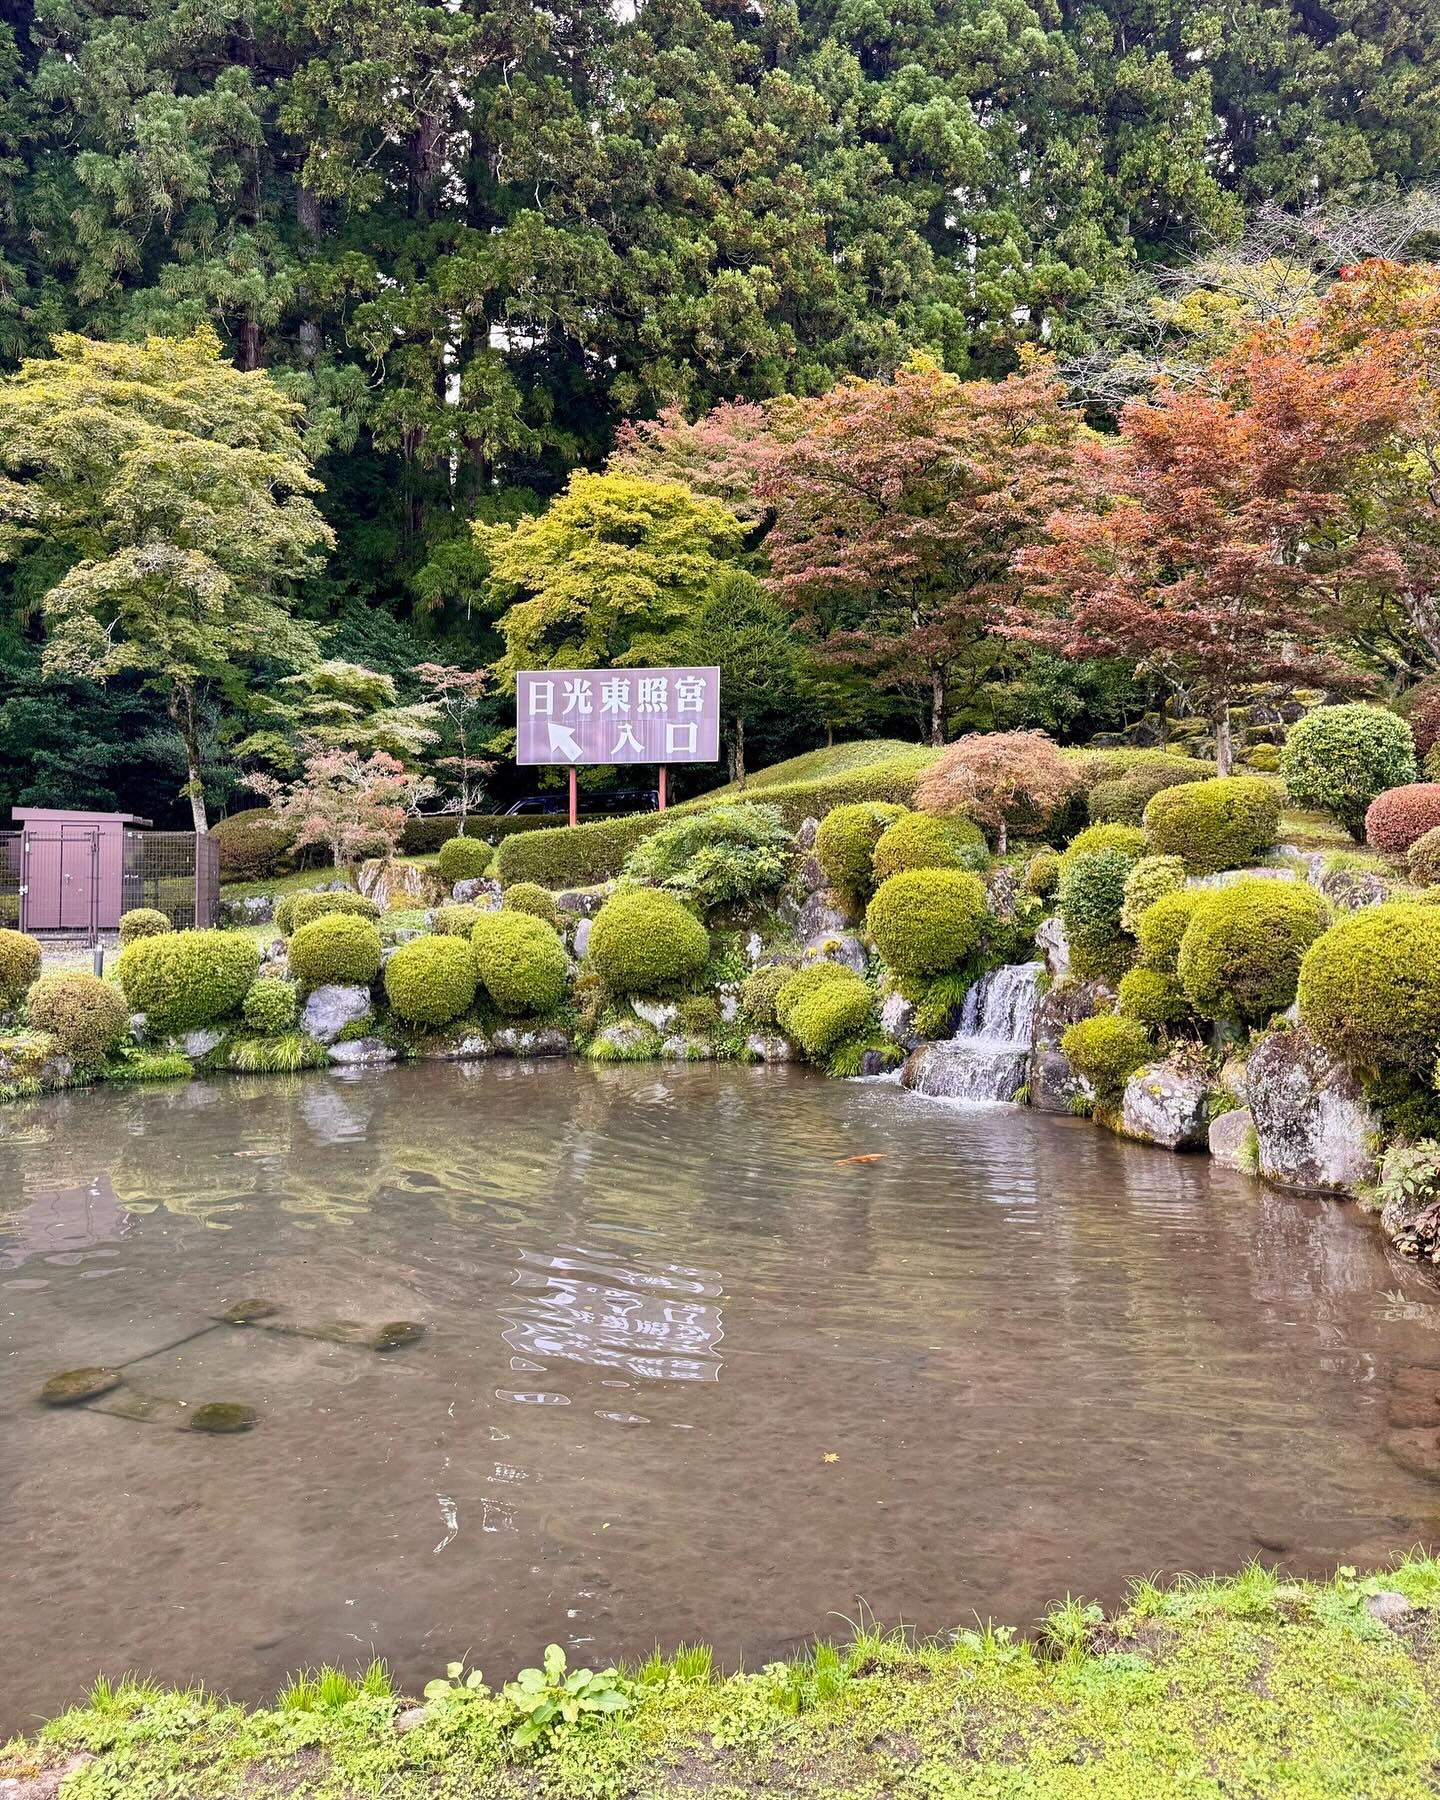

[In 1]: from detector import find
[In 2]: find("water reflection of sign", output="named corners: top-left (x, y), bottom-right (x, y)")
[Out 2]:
top-left (501, 1246), bottom-right (724, 1382)
top-left (516, 667), bottom-right (720, 766)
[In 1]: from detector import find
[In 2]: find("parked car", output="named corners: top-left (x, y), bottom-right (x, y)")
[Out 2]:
top-left (500, 787), bottom-right (658, 818)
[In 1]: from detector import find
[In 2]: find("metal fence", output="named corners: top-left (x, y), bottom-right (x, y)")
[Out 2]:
top-left (122, 829), bottom-right (219, 931)
top-left (0, 831), bottom-right (20, 929)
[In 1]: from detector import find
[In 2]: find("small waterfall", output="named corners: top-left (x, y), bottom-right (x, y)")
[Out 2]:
top-left (901, 962), bottom-right (1044, 1105)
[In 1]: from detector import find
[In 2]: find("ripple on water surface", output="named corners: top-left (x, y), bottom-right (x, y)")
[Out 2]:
top-left (2, 1058), bottom-right (1440, 1729)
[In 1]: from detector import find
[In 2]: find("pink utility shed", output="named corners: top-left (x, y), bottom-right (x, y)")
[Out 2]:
top-left (14, 808), bottom-right (150, 933)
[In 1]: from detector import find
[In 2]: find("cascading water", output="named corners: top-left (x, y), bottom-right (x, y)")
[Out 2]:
top-left (900, 961), bottom-right (1044, 1104)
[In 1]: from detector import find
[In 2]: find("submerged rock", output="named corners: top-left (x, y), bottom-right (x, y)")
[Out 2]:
top-left (1028, 981), bottom-right (1107, 1114)
top-left (491, 1025), bottom-right (572, 1057)
top-left (1119, 1057), bottom-right (1210, 1150)
top-left (746, 1033), bottom-right (794, 1063)
top-left (188, 1401), bottom-right (258, 1434)
top-left (370, 1321), bottom-right (425, 1352)
top-left (1208, 1107), bottom-right (1258, 1173)
top-left (327, 1036), bottom-right (396, 1068)
top-left (1246, 1026), bottom-right (1379, 1195)
top-left (220, 1298), bottom-right (279, 1325)
top-left (302, 984), bottom-right (373, 1045)
top-left (39, 1367), bottom-right (122, 1406)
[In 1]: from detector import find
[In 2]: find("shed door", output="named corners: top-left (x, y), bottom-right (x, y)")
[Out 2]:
top-left (59, 831), bottom-right (98, 930)
top-left (22, 832), bottom-right (61, 931)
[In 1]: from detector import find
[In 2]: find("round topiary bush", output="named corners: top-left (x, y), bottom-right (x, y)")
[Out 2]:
top-left (437, 835), bottom-right (490, 884)
top-left (433, 902), bottom-right (485, 938)
top-left (1119, 855), bottom-right (1186, 934)
top-left (1058, 850), bottom-right (1133, 957)
top-left (1059, 823), bottom-right (1148, 871)
top-left (1022, 847), bottom-right (1061, 899)
top-left (1176, 878), bottom-right (1330, 1024)
top-left (1060, 1013), bottom-right (1152, 1103)
top-left (774, 965), bottom-right (872, 1057)
top-left (1116, 967), bottom-right (1189, 1029)
top-left (586, 889), bottom-right (709, 993)
top-left (1087, 762), bottom-right (1207, 827)
top-left (115, 930), bottom-right (261, 1030)
top-left (1279, 703), bottom-right (1417, 840)
top-left (0, 928), bottom-right (42, 1008)
top-left (212, 806), bottom-right (295, 880)
top-left (287, 914), bottom-right (383, 989)
top-left (275, 890), bottom-right (382, 937)
top-left (240, 976), bottom-right (298, 1036)
top-left (865, 869), bottom-right (987, 979)
top-left (471, 910), bottom-right (569, 1015)
top-left (814, 802), bottom-right (908, 902)
top-left (1297, 902), bottom-right (1440, 1072)
top-left (502, 881), bottom-right (560, 928)
top-left (872, 812), bottom-right (987, 882)
top-left (1408, 827), bottom-right (1440, 888)
top-left (741, 963), bottom-right (793, 1027)
top-left (118, 908), bottom-right (171, 947)
top-left (384, 935), bottom-right (478, 1025)
top-left (1142, 776), bottom-right (1280, 873)
top-left (1364, 783), bottom-right (1440, 856)
top-left (1135, 889), bottom-right (1206, 974)
top-left (27, 971), bottom-right (129, 1067)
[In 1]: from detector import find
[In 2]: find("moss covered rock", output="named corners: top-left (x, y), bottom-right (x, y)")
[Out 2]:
top-left (385, 935), bottom-right (478, 1025)
top-left (1143, 776), bottom-right (1280, 874)
top-left (471, 910), bottom-right (569, 1015)
top-left (1297, 902), bottom-right (1440, 1072)
top-left (1177, 879), bottom-right (1330, 1025)
top-left (116, 930), bottom-right (261, 1030)
top-left (586, 889), bottom-right (709, 993)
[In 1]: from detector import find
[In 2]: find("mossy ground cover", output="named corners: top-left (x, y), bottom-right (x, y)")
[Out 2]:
top-left (7, 1560), bottom-right (1440, 1800)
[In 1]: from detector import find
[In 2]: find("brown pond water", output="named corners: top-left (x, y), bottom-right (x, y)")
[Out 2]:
top-left (3, 1058), bottom-right (1440, 1729)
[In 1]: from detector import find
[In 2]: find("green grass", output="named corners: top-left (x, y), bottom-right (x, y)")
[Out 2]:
top-left (7, 1557), bottom-right (1440, 1798)
top-left (697, 738), bottom-right (938, 800)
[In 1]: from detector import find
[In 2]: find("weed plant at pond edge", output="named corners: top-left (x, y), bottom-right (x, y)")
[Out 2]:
top-left (5, 1558), bottom-right (1440, 1799)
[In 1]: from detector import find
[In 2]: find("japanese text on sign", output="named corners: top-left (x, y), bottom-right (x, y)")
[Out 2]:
top-left (516, 666), bottom-right (721, 765)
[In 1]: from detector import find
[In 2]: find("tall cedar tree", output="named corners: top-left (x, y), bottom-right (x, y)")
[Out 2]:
top-left (757, 357), bottom-right (1082, 745)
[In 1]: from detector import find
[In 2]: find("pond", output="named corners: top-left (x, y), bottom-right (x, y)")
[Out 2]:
top-left (3, 1059), bottom-right (1440, 1732)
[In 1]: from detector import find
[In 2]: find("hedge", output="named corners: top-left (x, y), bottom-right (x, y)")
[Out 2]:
top-left (586, 889), bottom-right (709, 993)
top-left (1135, 889), bottom-right (1206, 974)
top-left (1058, 823), bottom-right (1147, 871)
top-left (1058, 850), bottom-right (1133, 953)
top-left (1023, 848), bottom-right (1061, 898)
top-left (27, 971), bottom-right (129, 1067)
top-left (1086, 760), bottom-right (1208, 827)
top-left (240, 977), bottom-right (298, 1036)
top-left (0, 928), bottom-right (41, 1007)
top-left (1176, 879), bottom-right (1329, 1024)
top-left (432, 903), bottom-right (485, 937)
top-left (213, 807), bottom-right (295, 880)
top-left (1119, 855), bottom-right (1186, 935)
top-left (116, 930), bottom-right (261, 1030)
top-left (501, 882), bottom-right (560, 928)
top-left (1408, 827), bottom-right (1440, 887)
top-left (1297, 901), bottom-right (1440, 1072)
top-left (1143, 777), bottom-right (1280, 874)
top-left (471, 911), bottom-right (569, 1015)
top-left (865, 869), bottom-right (987, 979)
top-left (384, 935), bottom-right (478, 1025)
top-left (1116, 967), bottom-right (1189, 1029)
top-left (401, 814), bottom-right (557, 854)
top-left (740, 963), bottom-right (793, 1027)
top-left (287, 914), bottom-right (383, 989)
top-left (1365, 784), bottom-right (1440, 855)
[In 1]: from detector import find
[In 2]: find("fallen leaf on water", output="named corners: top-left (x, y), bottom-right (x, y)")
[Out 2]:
top-left (834, 1153), bottom-right (886, 1166)
top-left (822, 1452), bottom-right (839, 1464)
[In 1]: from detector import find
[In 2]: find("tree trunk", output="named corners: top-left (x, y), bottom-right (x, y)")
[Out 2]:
top-left (996, 818), bottom-right (1008, 855)
top-left (735, 713), bottom-right (746, 787)
top-left (1403, 589), bottom-right (1440, 666)
top-left (170, 685), bottom-right (209, 833)
top-left (1213, 704), bottom-right (1234, 778)
top-left (930, 671), bottom-right (946, 747)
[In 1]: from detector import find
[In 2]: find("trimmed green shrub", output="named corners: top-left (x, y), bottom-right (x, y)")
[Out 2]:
top-left (872, 811), bottom-right (987, 881)
top-left (1058, 850), bottom-right (1132, 952)
top-left (471, 911), bottom-right (569, 1015)
top-left (1365, 783), bottom-right (1440, 855)
top-left (437, 836), bottom-right (492, 883)
top-left (384, 935), bottom-right (478, 1025)
top-left (275, 890), bottom-right (381, 937)
top-left (402, 815), bottom-right (549, 853)
top-left (1059, 823), bottom-right (1147, 871)
top-left (741, 964), bottom-right (793, 1027)
top-left (1143, 777), bottom-right (1280, 874)
top-left (1069, 938), bottom-right (1138, 984)
top-left (1087, 761), bottom-right (1208, 827)
top-left (1120, 855), bottom-right (1186, 934)
top-left (1298, 902), bottom-right (1440, 1072)
top-left (1067, 747), bottom-right (1214, 789)
top-left (815, 802), bottom-right (909, 903)
top-left (1023, 847), bottom-right (1061, 899)
top-left (1280, 703), bottom-right (1417, 839)
top-left (213, 806), bottom-right (294, 880)
top-left (676, 994), bottom-right (720, 1035)
top-left (432, 902), bottom-right (484, 937)
top-left (1061, 1013), bottom-right (1152, 1102)
top-left (1177, 879), bottom-right (1330, 1024)
top-left (1135, 889), bottom-right (1206, 974)
top-left (240, 977), bottom-right (298, 1036)
top-left (116, 930), bottom-right (261, 1030)
top-left (0, 928), bottom-right (41, 1007)
top-left (1116, 967), bottom-right (1189, 1029)
top-left (586, 889), bottom-right (709, 993)
top-left (865, 869), bottom-right (987, 979)
top-left (27, 972), bottom-right (129, 1067)
top-left (119, 908), bottom-right (171, 947)
top-left (1408, 827), bottom-right (1440, 887)
top-left (287, 914), bottom-right (383, 988)
top-left (501, 882), bottom-right (560, 928)
top-left (776, 967), bottom-right (873, 1057)
top-left (1244, 744), bottom-right (1281, 773)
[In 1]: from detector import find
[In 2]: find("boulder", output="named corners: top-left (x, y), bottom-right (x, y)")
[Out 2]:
top-left (718, 989), bottom-right (741, 1023)
top-left (1218, 1055), bottom-right (1250, 1106)
top-left (301, 983), bottom-right (373, 1046)
top-left (1035, 914), bottom-right (1070, 983)
top-left (662, 1034), bottom-right (713, 1060)
top-left (1027, 981), bottom-right (1107, 1114)
top-left (880, 991), bottom-right (923, 1051)
top-left (0, 1035), bottom-right (72, 1088)
top-left (356, 857), bottom-right (446, 909)
top-left (452, 876), bottom-right (502, 906)
top-left (572, 917), bottom-right (593, 959)
top-left (800, 931), bottom-right (868, 975)
top-left (746, 1033), bottom-right (794, 1063)
top-left (985, 866), bottom-right (1022, 923)
top-left (795, 816), bottom-right (820, 851)
top-left (1119, 1056), bottom-right (1210, 1150)
top-left (179, 1026), bottom-right (226, 1062)
top-left (555, 888), bottom-right (610, 917)
top-left (218, 893), bottom-right (275, 927)
top-left (1208, 1106), bottom-right (1258, 1173)
top-left (327, 1036), bottom-right (396, 1068)
top-left (798, 887), bottom-right (857, 940)
top-left (1246, 1026), bottom-right (1379, 1195)
top-left (491, 1025), bottom-right (572, 1058)
top-left (631, 998), bottom-right (679, 1032)
top-left (856, 1050), bottom-right (895, 1077)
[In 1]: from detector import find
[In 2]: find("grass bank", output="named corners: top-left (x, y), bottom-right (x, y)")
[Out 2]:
top-left (6, 1559), bottom-right (1440, 1799)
